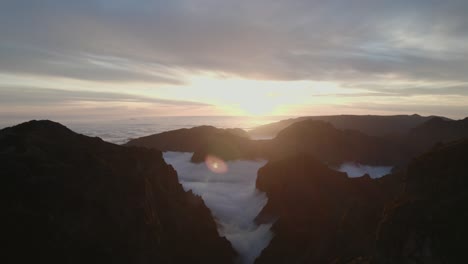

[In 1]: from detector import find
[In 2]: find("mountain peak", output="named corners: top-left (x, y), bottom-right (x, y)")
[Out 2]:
top-left (3, 120), bottom-right (72, 135)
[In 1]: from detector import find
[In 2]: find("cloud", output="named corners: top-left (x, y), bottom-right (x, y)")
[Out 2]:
top-left (0, 43), bottom-right (184, 84)
top-left (1, 0), bottom-right (468, 83)
top-left (0, 86), bottom-right (209, 106)
top-left (1, 0), bottom-right (468, 119)
top-left (370, 86), bottom-right (468, 97)
top-left (337, 162), bottom-right (393, 179)
top-left (342, 101), bottom-right (468, 119)
top-left (0, 86), bottom-right (216, 123)
top-left (163, 152), bottom-right (273, 264)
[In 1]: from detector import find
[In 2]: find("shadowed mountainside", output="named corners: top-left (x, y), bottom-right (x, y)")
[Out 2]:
top-left (374, 137), bottom-right (468, 263)
top-left (1, 120), bottom-right (235, 264)
top-left (126, 120), bottom-right (406, 166)
top-left (126, 120), bottom-right (406, 165)
top-left (125, 126), bottom-right (259, 163)
top-left (254, 137), bottom-right (468, 263)
top-left (263, 120), bottom-right (405, 166)
top-left (249, 114), bottom-right (445, 138)
top-left (404, 116), bottom-right (468, 154)
top-left (126, 115), bottom-right (467, 168)
top-left (2, 119), bottom-right (467, 264)
top-left (254, 154), bottom-right (403, 263)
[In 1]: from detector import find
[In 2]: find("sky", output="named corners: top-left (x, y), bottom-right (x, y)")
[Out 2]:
top-left (1, 0), bottom-right (468, 121)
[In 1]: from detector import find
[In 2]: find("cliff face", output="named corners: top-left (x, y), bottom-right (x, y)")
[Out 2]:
top-left (254, 137), bottom-right (468, 263)
top-left (254, 154), bottom-right (402, 263)
top-left (1, 121), bottom-right (235, 263)
top-left (375, 138), bottom-right (468, 263)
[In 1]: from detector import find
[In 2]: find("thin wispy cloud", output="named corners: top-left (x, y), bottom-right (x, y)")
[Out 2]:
top-left (0, 86), bottom-right (209, 106)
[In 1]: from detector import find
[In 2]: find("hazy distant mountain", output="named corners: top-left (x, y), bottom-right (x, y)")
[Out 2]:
top-left (249, 114), bottom-right (446, 138)
top-left (1, 121), bottom-right (235, 263)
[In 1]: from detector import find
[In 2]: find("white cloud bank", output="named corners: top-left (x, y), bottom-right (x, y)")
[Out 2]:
top-left (163, 152), bottom-right (273, 264)
top-left (337, 162), bottom-right (393, 179)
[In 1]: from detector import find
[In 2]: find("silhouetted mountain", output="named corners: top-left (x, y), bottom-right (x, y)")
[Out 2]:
top-left (249, 114), bottom-right (444, 138)
top-left (1, 120), bottom-right (235, 263)
top-left (264, 120), bottom-right (405, 166)
top-left (254, 137), bottom-right (468, 263)
top-left (374, 138), bottom-right (468, 263)
top-left (127, 120), bottom-right (407, 166)
top-left (405, 116), bottom-right (468, 154)
top-left (254, 154), bottom-right (402, 264)
top-left (126, 126), bottom-right (260, 163)
top-left (126, 125), bottom-right (249, 151)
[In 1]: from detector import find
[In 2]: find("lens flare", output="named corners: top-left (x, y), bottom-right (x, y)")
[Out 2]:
top-left (205, 155), bottom-right (228, 174)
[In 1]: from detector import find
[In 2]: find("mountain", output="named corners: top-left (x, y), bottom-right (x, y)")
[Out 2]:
top-left (126, 120), bottom-right (406, 166)
top-left (125, 125), bottom-right (249, 151)
top-left (263, 120), bottom-right (405, 166)
top-left (254, 137), bottom-right (468, 263)
top-left (374, 137), bottom-right (468, 263)
top-left (126, 125), bottom-right (260, 163)
top-left (254, 154), bottom-right (402, 264)
top-left (249, 114), bottom-right (444, 138)
top-left (405, 116), bottom-right (468, 154)
top-left (1, 120), bottom-right (235, 263)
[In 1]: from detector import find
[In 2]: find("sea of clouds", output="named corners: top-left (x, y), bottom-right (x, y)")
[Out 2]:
top-left (163, 152), bottom-right (273, 264)
top-left (337, 162), bottom-right (393, 178)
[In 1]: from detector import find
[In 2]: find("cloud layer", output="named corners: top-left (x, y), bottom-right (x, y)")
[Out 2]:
top-left (337, 162), bottom-right (393, 179)
top-left (2, 0), bottom-right (468, 82)
top-left (163, 152), bottom-right (273, 264)
top-left (1, 0), bottom-right (467, 118)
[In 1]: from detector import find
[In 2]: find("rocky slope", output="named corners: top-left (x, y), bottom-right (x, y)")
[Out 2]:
top-left (405, 116), bottom-right (468, 154)
top-left (1, 120), bottom-right (235, 263)
top-left (374, 138), bottom-right (468, 263)
top-left (254, 154), bottom-right (403, 263)
top-left (254, 137), bottom-right (468, 263)
top-left (264, 120), bottom-right (405, 166)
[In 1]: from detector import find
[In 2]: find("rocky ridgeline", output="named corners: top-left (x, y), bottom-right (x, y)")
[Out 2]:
top-left (1, 120), bottom-right (235, 263)
top-left (254, 138), bottom-right (468, 263)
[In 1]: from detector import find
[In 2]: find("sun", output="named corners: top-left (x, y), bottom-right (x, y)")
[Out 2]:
top-left (164, 73), bottom-right (341, 116)
top-left (236, 98), bottom-right (279, 116)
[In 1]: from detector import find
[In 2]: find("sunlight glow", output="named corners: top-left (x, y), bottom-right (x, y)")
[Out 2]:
top-left (157, 73), bottom-right (347, 116)
top-left (205, 155), bottom-right (228, 174)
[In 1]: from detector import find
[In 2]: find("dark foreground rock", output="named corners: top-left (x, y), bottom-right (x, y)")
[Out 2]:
top-left (254, 154), bottom-right (402, 264)
top-left (374, 138), bottom-right (468, 263)
top-left (254, 138), bottom-right (468, 263)
top-left (1, 120), bottom-right (235, 264)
